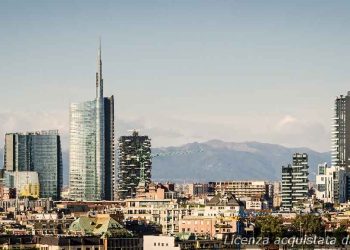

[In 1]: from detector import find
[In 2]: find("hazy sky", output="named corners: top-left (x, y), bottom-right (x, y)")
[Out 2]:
top-left (0, 0), bottom-right (349, 152)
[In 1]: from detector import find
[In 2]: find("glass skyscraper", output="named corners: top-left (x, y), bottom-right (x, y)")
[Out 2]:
top-left (4, 130), bottom-right (63, 200)
top-left (69, 43), bottom-right (115, 201)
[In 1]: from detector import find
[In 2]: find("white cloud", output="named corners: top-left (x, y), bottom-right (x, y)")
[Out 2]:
top-left (0, 111), bottom-right (69, 148)
top-left (0, 111), bottom-right (331, 152)
top-left (276, 115), bottom-right (297, 129)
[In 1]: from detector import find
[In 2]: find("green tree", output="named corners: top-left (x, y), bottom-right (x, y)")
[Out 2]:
top-left (255, 215), bottom-right (283, 240)
top-left (333, 224), bottom-right (348, 246)
top-left (291, 214), bottom-right (324, 236)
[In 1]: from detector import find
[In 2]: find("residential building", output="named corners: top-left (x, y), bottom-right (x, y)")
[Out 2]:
top-left (179, 216), bottom-right (238, 240)
top-left (69, 43), bottom-right (115, 201)
top-left (281, 153), bottom-right (309, 211)
top-left (136, 182), bottom-right (178, 200)
top-left (210, 181), bottom-right (268, 200)
top-left (332, 93), bottom-right (350, 202)
top-left (144, 235), bottom-right (180, 250)
top-left (205, 193), bottom-right (243, 217)
top-left (0, 235), bottom-right (142, 250)
top-left (332, 93), bottom-right (350, 170)
top-left (117, 130), bottom-right (151, 199)
top-left (177, 194), bottom-right (241, 239)
top-left (69, 214), bottom-right (131, 238)
top-left (272, 181), bottom-right (282, 208)
top-left (316, 163), bottom-right (346, 203)
top-left (3, 131), bottom-right (62, 200)
top-left (188, 183), bottom-right (208, 197)
top-left (38, 236), bottom-right (104, 250)
top-left (123, 198), bottom-right (183, 235)
top-left (241, 197), bottom-right (269, 210)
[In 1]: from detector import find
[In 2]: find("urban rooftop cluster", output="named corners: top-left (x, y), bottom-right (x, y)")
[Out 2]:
top-left (1, 45), bottom-right (350, 249)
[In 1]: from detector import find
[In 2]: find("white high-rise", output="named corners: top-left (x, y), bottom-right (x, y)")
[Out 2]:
top-left (321, 92), bottom-right (350, 203)
top-left (316, 163), bottom-right (346, 203)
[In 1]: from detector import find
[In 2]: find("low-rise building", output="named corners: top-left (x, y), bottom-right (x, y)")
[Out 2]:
top-left (210, 181), bottom-right (268, 200)
top-left (123, 198), bottom-right (186, 235)
top-left (205, 193), bottom-right (243, 217)
top-left (144, 235), bottom-right (180, 250)
top-left (69, 214), bottom-right (132, 238)
top-left (179, 216), bottom-right (237, 240)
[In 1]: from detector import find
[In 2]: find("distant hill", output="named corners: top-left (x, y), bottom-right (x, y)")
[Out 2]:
top-left (151, 140), bottom-right (331, 182)
top-left (2, 140), bottom-right (331, 185)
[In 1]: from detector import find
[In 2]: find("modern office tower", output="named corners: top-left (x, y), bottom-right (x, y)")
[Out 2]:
top-left (316, 163), bottom-right (346, 204)
top-left (281, 153), bottom-right (309, 211)
top-left (117, 130), bottom-right (152, 200)
top-left (3, 131), bottom-right (63, 200)
top-left (69, 43), bottom-right (115, 201)
top-left (4, 133), bottom-right (29, 172)
top-left (104, 96), bottom-right (115, 201)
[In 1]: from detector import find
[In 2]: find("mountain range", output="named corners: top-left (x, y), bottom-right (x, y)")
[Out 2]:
top-left (151, 140), bottom-right (330, 182)
top-left (0, 140), bottom-right (331, 185)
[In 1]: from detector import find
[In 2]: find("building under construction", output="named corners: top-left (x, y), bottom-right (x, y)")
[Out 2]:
top-left (116, 130), bottom-right (152, 200)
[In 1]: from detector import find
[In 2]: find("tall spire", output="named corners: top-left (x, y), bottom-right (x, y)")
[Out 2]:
top-left (96, 37), bottom-right (103, 99)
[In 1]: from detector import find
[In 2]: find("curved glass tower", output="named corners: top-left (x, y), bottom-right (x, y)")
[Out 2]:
top-left (69, 42), bottom-right (114, 201)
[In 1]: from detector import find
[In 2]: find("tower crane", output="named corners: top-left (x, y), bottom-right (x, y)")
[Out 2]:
top-left (136, 147), bottom-right (204, 184)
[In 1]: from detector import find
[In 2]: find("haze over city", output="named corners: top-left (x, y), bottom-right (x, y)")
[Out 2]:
top-left (1, 0), bottom-right (350, 152)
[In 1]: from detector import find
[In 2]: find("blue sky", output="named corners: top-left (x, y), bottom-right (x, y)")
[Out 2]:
top-left (0, 0), bottom-right (349, 152)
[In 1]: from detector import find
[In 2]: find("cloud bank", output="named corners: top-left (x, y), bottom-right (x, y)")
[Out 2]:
top-left (0, 112), bottom-right (330, 153)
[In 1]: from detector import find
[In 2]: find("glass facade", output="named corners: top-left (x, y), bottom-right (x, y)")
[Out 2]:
top-left (69, 44), bottom-right (115, 201)
top-left (69, 97), bottom-right (114, 201)
top-left (69, 100), bottom-right (98, 201)
top-left (31, 132), bottom-right (62, 200)
top-left (104, 96), bottom-right (115, 200)
top-left (95, 97), bottom-right (105, 200)
top-left (4, 131), bottom-right (63, 200)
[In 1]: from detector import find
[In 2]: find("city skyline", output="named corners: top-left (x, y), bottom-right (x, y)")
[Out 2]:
top-left (1, 1), bottom-right (350, 152)
top-left (0, 2), bottom-right (350, 248)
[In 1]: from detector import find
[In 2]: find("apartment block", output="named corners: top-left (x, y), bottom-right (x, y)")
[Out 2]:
top-left (281, 153), bottom-right (309, 211)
